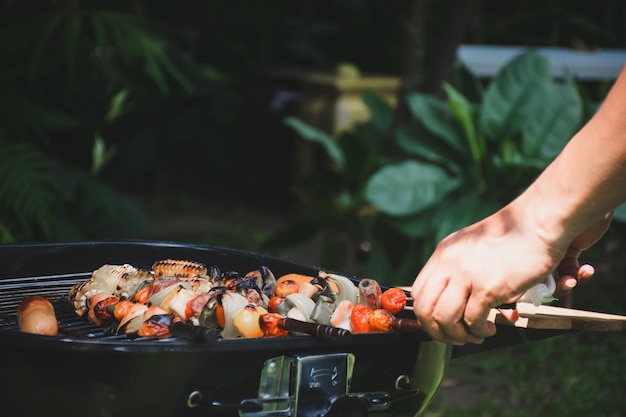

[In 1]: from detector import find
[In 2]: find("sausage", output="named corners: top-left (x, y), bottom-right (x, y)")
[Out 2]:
top-left (17, 295), bottom-right (59, 336)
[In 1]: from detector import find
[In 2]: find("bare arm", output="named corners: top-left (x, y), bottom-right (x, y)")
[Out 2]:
top-left (523, 65), bottom-right (626, 249)
top-left (411, 65), bottom-right (626, 345)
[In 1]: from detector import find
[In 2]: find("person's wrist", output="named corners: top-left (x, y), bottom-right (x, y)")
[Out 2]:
top-left (506, 186), bottom-right (575, 259)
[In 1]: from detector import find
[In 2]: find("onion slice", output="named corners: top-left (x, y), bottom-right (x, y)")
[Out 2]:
top-left (221, 292), bottom-right (249, 339)
top-left (285, 293), bottom-right (316, 322)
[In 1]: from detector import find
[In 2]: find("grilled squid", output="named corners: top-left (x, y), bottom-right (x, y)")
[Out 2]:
top-left (68, 263), bottom-right (151, 317)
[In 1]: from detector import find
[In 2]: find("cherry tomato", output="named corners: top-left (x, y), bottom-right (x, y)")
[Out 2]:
top-left (380, 288), bottom-right (407, 314)
top-left (268, 296), bottom-right (286, 313)
top-left (369, 309), bottom-right (394, 332)
top-left (350, 304), bottom-right (373, 333)
top-left (259, 313), bottom-right (289, 337)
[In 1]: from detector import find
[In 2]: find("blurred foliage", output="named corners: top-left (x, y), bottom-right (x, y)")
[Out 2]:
top-left (1, 0), bottom-right (625, 249)
top-left (0, 2), bottom-right (211, 241)
top-left (272, 51), bottom-right (600, 285)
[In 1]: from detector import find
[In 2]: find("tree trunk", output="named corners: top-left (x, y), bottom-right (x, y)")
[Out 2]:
top-left (393, 0), bottom-right (434, 129)
top-left (427, 0), bottom-right (483, 98)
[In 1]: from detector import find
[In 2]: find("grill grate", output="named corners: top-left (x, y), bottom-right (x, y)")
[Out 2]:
top-left (0, 271), bottom-right (103, 335)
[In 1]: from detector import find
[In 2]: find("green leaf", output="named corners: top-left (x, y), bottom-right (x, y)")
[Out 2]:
top-left (394, 121), bottom-right (463, 174)
top-left (442, 82), bottom-right (483, 161)
top-left (362, 90), bottom-right (393, 132)
top-left (442, 82), bottom-right (487, 190)
top-left (106, 89), bottom-right (130, 123)
top-left (365, 160), bottom-right (461, 216)
top-left (155, 52), bottom-right (195, 94)
top-left (406, 93), bottom-right (466, 154)
top-left (480, 50), bottom-right (552, 140)
top-left (0, 139), bottom-right (68, 239)
top-left (522, 80), bottom-right (583, 160)
top-left (284, 117), bottom-right (346, 168)
top-left (140, 39), bottom-right (168, 94)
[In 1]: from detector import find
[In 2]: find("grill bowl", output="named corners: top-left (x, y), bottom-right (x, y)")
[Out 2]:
top-left (0, 241), bottom-right (451, 417)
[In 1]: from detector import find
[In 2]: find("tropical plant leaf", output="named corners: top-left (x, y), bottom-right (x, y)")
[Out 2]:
top-left (480, 50), bottom-right (552, 140)
top-left (442, 82), bottom-right (484, 162)
top-left (406, 93), bottom-right (466, 154)
top-left (365, 160), bottom-right (462, 216)
top-left (362, 90), bottom-right (393, 132)
top-left (105, 89), bottom-right (131, 123)
top-left (284, 117), bottom-right (346, 168)
top-left (0, 139), bottom-right (68, 239)
top-left (394, 121), bottom-right (463, 174)
top-left (522, 80), bottom-right (583, 160)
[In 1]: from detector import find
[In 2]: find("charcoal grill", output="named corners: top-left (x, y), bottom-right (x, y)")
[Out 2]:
top-left (0, 241), bottom-right (566, 417)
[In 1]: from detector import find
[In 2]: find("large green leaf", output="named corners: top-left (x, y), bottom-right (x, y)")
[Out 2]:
top-left (406, 93), bottom-right (466, 154)
top-left (394, 121), bottom-right (463, 175)
top-left (365, 160), bottom-right (461, 216)
top-left (284, 117), bottom-right (346, 168)
top-left (362, 90), bottom-right (393, 133)
top-left (0, 140), bottom-right (68, 238)
top-left (522, 80), bottom-right (583, 160)
top-left (442, 83), bottom-right (483, 162)
top-left (480, 51), bottom-right (552, 140)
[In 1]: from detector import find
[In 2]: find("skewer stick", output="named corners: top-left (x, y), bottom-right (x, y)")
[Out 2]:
top-left (278, 317), bottom-right (351, 342)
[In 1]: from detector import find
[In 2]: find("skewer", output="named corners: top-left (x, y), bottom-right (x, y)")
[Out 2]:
top-left (277, 317), bottom-right (352, 342)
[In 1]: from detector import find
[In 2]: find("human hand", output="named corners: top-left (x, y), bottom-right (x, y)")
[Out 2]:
top-left (410, 208), bottom-right (612, 345)
top-left (553, 212), bottom-right (612, 297)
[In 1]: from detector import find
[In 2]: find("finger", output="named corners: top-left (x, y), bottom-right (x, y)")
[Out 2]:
top-left (555, 275), bottom-right (578, 296)
top-left (555, 263), bottom-right (596, 296)
top-left (432, 283), bottom-right (484, 344)
top-left (462, 294), bottom-right (497, 340)
top-left (411, 270), bottom-right (450, 342)
top-left (556, 256), bottom-right (580, 281)
top-left (577, 264), bottom-right (595, 284)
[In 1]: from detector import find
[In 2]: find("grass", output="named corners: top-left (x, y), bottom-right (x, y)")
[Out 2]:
top-left (427, 332), bottom-right (626, 417)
